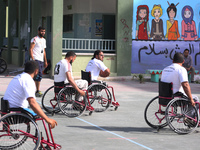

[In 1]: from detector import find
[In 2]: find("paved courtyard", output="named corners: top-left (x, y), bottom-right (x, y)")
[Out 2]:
top-left (1, 72), bottom-right (200, 150)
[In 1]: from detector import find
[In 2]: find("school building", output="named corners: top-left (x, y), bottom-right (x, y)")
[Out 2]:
top-left (0, 0), bottom-right (133, 77)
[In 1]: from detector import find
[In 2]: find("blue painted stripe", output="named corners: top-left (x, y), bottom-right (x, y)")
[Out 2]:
top-left (76, 117), bottom-right (153, 150)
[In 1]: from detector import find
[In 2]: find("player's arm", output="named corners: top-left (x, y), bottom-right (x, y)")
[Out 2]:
top-left (43, 48), bottom-right (48, 68)
top-left (99, 68), bottom-right (110, 77)
top-left (29, 42), bottom-right (35, 60)
top-left (181, 81), bottom-right (195, 106)
top-left (66, 71), bottom-right (85, 96)
top-left (27, 97), bottom-right (57, 128)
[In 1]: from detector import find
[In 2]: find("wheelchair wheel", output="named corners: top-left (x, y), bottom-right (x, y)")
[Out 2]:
top-left (0, 58), bottom-right (7, 74)
top-left (42, 85), bottom-right (60, 114)
top-left (87, 84), bottom-right (111, 112)
top-left (57, 87), bottom-right (87, 117)
top-left (165, 98), bottom-right (199, 134)
top-left (0, 112), bottom-right (41, 150)
top-left (144, 96), bottom-right (168, 129)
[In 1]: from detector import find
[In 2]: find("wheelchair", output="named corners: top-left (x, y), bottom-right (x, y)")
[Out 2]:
top-left (42, 82), bottom-right (90, 117)
top-left (144, 80), bottom-right (199, 134)
top-left (0, 48), bottom-right (7, 74)
top-left (81, 70), bottom-right (120, 112)
top-left (0, 98), bottom-right (61, 149)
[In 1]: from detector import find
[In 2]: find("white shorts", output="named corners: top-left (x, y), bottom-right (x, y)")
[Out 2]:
top-left (75, 79), bottom-right (88, 90)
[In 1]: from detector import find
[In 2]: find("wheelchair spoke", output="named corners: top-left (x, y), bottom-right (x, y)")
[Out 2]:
top-left (165, 98), bottom-right (199, 134)
top-left (58, 87), bottom-right (87, 117)
top-left (42, 86), bottom-right (60, 113)
top-left (0, 113), bottom-right (41, 149)
top-left (87, 84), bottom-right (111, 112)
top-left (61, 102), bottom-right (68, 110)
top-left (144, 96), bottom-right (168, 129)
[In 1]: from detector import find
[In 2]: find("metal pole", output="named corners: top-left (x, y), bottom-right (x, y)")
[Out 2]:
top-left (27, 0), bottom-right (31, 54)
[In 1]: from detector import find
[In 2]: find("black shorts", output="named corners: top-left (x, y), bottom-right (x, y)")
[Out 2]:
top-left (34, 60), bottom-right (43, 82)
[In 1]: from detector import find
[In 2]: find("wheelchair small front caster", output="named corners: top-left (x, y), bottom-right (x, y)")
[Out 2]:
top-left (51, 111), bottom-right (55, 116)
top-left (114, 106), bottom-right (118, 111)
top-left (89, 111), bottom-right (93, 116)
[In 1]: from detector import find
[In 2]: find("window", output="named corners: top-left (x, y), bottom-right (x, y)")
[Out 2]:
top-left (63, 14), bottom-right (73, 32)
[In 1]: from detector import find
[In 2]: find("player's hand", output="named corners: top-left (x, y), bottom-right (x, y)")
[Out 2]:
top-left (79, 90), bottom-right (85, 96)
top-left (191, 99), bottom-right (195, 107)
top-left (46, 118), bottom-right (57, 129)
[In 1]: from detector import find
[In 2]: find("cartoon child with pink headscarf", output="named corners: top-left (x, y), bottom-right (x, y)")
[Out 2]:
top-left (181, 5), bottom-right (197, 40)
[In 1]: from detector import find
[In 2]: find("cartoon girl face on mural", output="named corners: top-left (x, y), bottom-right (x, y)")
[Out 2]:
top-left (135, 5), bottom-right (150, 40)
top-left (150, 5), bottom-right (164, 40)
top-left (165, 2), bottom-right (180, 40)
top-left (181, 5), bottom-right (197, 40)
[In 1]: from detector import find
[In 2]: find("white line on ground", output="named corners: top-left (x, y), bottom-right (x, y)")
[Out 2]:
top-left (76, 117), bottom-right (153, 150)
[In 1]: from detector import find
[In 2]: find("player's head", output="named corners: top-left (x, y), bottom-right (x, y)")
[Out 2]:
top-left (24, 61), bottom-right (39, 77)
top-left (92, 50), bottom-right (104, 61)
top-left (65, 51), bottom-right (77, 64)
top-left (173, 52), bottom-right (184, 63)
top-left (38, 26), bottom-right (45, 38)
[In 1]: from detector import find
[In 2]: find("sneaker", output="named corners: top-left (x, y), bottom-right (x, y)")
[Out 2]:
top-left (35, 91), bottom-right (43, 97)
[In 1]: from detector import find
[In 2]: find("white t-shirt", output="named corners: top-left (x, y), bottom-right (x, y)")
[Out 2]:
top-left (54, 59), bottom-right (73, 83)
top-left (3, 72), bottom-right (36, 108)
top-left (85, 58), bottom-right (108, 80)
top-left (161, 63), bottom-right (188, 95)
top-left (31, 36), bottom-right (46, 62)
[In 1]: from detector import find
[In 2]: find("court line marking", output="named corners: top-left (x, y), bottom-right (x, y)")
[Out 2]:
top-left (76, 117), bottom-right (153, 150)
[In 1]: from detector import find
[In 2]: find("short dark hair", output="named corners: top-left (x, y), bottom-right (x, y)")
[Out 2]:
top-left (24, 61), bottom-right (39, 74)
top-left (92, 50), bottom-right (102, 60)
top-left (184, 49), bottom-right (189, 53)
top-left (173, 53), bottom-right (184, 63)
top-left (38, 26), bottom-right (45, 31)
top-left (65, 51), bottom-right (76, 58)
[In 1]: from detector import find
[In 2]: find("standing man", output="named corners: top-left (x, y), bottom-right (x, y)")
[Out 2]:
top-left (85, 50), bottom-right (110, 81)
top-left (54, 51), bottom-right (87, 96)
top-left (183, 49), bottom-right (195, 83)
top-left (29, 26), bottom-right (48, 97)
top-left (3, 61), bottom-right (57, 129)
top-left (161, 52), bottom-right (197, 107)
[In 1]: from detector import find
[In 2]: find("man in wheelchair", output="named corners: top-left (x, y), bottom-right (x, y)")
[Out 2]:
top-left (86, 50), bottom-right (110, 81)
top-left (3, 61), bottom-right (57, 129)
top-left (161, 52), bottom-right (199, 110)
top-left (54, 51), bottom-right (88, 96)
top-left (84, 50), bottom-right (119, 110)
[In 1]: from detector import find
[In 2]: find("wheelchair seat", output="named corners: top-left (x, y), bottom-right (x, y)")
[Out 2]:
top-left (81, 70), bottom-right (91, 84)
top-left (158, 80), bottom-right (173, 106)
top-left (1, 98), bottom-right (39, 120)
top-left (81, 70), bottom-right (105, 85)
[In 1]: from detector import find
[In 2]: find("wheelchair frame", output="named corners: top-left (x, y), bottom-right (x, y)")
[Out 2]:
top-left (42, 84), bottom-right (92, 117)
top-left (81, 70), bottom-right (120, 111)
top-left (144, 80), bottom-right (200, 134)
top-left (0, 99), bottom-right (61, 149)
top-left (41, 71), bottom-right (119, 117)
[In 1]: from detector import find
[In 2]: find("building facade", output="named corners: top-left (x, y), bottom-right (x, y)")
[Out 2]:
top-left (0, 0), bottom-right (132, 77)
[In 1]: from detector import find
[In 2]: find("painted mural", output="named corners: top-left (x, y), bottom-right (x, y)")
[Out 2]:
top-left (132, 0), bottom-right (200, 73)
